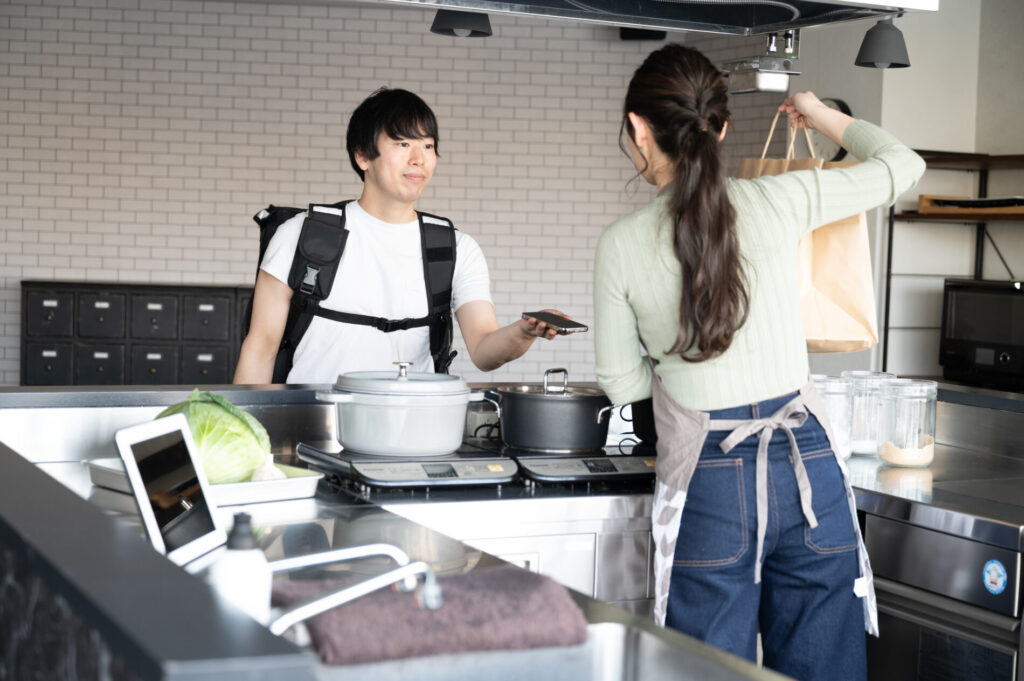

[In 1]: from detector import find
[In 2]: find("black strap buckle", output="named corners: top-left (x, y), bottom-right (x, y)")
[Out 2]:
top-left (373, 317), bottom-right (414, 332)
top-left (300, 265), bottom-right (319, 295)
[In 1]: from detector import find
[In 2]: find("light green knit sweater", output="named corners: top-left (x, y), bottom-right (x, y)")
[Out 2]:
top-left (594, 120), bottom-right (926, 411)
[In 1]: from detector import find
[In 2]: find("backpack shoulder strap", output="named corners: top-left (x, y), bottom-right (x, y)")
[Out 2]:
top-left (417, 211), bottom-right (458, 373)
top-left (286, 201), bottom-right (352, 299)
top-left (274, 201), bottom-right (351, 382)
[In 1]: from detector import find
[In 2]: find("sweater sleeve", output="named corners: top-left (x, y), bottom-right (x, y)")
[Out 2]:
top-left (593, 224), bottom-right (654, 405)
top-left (741, 120), bottom-right (926, 242)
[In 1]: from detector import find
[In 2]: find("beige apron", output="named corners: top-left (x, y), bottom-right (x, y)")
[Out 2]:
top-left (649, 377), bottom-right (877, 636)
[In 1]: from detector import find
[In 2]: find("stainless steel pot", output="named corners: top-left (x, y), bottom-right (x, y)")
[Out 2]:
top-left (316, 362), bottom-right (482, 457)
top-left (483, 368), bottom-right (613, 453)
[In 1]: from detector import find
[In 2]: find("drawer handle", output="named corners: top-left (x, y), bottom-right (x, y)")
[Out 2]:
top-left (97, 366), bottom-right (104, 373)
top-left (150, 317), bottom-right (158, 324)
top-left (45, 313), bottom-right (53, 321)
top-left (202, 319), bottom-right (209, 325)
top-left (97, 316), bottom-right (104, 323)
top-left (201, 369), bottom-right (208, 376)
top-left (150, 368), bottom-right (157, 375)
top-left (45, 364), bottom-right (52, 372)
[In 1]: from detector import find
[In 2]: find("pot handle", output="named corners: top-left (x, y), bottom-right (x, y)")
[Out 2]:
top-left (482, 388), bottom-right (501, 417)
top-left (597, 404), bottom-right (615, 424)
top-left (315, 391), bottom-right (355, 403)
top-left (543, 368), bottom-right (568, 394)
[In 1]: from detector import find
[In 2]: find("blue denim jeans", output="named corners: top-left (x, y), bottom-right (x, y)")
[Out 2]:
top-left (664, 391), bottom-right (866, 681)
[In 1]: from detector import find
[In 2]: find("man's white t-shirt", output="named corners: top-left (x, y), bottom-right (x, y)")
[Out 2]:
top-left (260, 201), bottom-right (492, 383)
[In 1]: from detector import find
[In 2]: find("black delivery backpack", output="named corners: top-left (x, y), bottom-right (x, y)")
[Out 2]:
top-left (241, 201), bottom-right (458, 382)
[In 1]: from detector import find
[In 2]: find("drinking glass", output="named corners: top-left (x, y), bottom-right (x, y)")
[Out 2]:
top-left (841, 370), bottom-right (896, 456)
top-left (811, 375), bottom-right (853, 459)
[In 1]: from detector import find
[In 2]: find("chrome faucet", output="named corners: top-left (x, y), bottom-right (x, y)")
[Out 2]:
top-left (267, 543), bottom-right (443, 636)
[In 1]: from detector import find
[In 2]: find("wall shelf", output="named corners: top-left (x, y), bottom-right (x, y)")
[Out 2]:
top-left (914, 151), bottom-right (1024, 171)
top-left (894, 212), bottom-right (1024, 223)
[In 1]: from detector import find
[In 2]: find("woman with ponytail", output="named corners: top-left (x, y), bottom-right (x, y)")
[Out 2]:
top-left (594, 44), bottom-right (924, 681)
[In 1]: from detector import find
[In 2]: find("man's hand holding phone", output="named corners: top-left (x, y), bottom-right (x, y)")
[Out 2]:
top-left (521, 310), bottom-right (588, 338)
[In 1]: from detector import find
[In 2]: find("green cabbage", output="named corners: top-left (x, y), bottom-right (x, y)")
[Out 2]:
top-left (156, 389), bottom-right (270, 484)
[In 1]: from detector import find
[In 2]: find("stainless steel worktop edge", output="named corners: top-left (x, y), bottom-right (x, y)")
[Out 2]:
top-left (0, 440), bottom-right (318, 681)
top-left (0, 383), bottom-right (327, 408)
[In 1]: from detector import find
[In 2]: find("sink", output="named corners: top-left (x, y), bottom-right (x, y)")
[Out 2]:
top-left (314, 621), bottom-right (787, 681)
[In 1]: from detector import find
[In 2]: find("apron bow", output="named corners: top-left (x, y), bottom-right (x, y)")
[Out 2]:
top-left (714, 395), bottom-right (817, 583)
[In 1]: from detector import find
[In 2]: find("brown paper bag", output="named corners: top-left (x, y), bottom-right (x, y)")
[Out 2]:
top-left (736, 112), bottom-right (878, 353)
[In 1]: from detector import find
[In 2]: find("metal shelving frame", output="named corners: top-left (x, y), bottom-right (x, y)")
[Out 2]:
top-left (882, 152), bottom-right (1024, 371)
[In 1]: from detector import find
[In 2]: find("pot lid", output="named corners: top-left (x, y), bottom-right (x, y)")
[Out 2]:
top-left (333, 362), bottom-right (469, 397)
top-left (495, 385), bottom-right (607, 398)
top-left (492, 367), bottom-right (606, 399)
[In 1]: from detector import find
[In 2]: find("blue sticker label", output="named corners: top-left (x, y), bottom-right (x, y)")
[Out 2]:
top-left (983, 560), bottom-right (1007, 595)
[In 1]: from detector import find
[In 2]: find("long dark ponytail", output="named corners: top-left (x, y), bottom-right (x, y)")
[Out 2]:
top-left (622, 44), bottom-right (749, 362)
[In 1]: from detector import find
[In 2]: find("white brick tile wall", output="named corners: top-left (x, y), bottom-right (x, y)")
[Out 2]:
top-left (1, 0), bottom-right (789, 387)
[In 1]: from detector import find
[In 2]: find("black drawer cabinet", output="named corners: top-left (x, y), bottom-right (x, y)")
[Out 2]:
top-left (183, 295), bottom-right (231, 341)
top-left (78, 293), bottom-right (126, 338)
top-left (25, 291), bottom-right (74, 337)
top-left (21, 282), bottom-right (253, 386)
top-left (76, 344), bottom-right (125, 385)
top-left (24, 342), bottom-right (73, 385)
top-left (131, 345), bottom-right (180, 385)
top-left (132, 294), bottom-right (178, 340)
top-left (182, 347), bottom-right (231, 384)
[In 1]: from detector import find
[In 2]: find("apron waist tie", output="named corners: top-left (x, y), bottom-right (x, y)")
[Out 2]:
top-left (711, 394), bottom-right (818, 583)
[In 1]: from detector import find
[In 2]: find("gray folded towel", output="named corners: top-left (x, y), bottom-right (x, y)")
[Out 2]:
top-left (271, 565), bottom-right (588, 665)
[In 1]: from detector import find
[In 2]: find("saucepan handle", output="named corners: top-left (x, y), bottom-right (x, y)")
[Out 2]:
top-left (482, 388), bottom-right (502, 417)
top-left (597, 405), bottom-right (614, 424)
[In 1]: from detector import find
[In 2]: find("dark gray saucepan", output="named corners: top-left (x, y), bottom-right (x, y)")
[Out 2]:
top-left (483, 368), bottom-right (613, 453)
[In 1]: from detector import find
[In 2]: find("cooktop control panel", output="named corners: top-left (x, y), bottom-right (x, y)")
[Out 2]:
top-left (517, 455), bottom-right (656, 483)
top-left (350, 458), bottom-right (518, 487)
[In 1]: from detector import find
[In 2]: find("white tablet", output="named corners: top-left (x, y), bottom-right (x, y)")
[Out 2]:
top-left (114, 413), bottom-right (226, 566)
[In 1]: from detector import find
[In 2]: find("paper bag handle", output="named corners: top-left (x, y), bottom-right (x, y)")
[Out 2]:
top-left (758, 110), bottom-right (818, 174)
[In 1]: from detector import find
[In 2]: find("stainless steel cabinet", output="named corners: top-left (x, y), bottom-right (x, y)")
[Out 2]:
top-left (21, 281), bottom-right (253, 386)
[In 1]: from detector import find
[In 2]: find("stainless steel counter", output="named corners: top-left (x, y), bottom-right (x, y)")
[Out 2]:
top-left (0, 440), bottom-right (790, 681)
top-left (8, 381), bottom-right (1024, 681)
top-left (849, 446), bottom-right (1024, 552)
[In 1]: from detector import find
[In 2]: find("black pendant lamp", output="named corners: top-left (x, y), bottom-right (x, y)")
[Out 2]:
top-left (855, 17), bottom-right (910, 68)
top-left (430, 9), bottom-right (492, 37)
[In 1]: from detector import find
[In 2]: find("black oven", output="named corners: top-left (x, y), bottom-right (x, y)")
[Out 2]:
top-left (940, 279), bottom-right (1024, 391)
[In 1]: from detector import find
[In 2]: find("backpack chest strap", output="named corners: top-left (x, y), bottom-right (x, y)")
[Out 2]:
top-left (311, 307), bottom-right (437, 333)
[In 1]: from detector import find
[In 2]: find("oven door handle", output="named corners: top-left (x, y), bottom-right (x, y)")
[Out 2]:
top-left (874, 576), bottom-right (1019, 651)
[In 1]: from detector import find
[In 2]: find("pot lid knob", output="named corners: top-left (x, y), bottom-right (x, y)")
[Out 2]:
top-left (393, 361), bottom-right (411, 379)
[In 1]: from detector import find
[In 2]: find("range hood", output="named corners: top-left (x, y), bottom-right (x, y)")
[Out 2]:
top-left (360, 0), bottom-right (938, 36)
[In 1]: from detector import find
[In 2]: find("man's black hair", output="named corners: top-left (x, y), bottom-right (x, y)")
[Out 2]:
top-left (346, 88), bottom-right (440, 182)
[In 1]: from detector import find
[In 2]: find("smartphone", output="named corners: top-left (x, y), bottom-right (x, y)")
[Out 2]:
top-left (522, 311), bottom-right (589, 334)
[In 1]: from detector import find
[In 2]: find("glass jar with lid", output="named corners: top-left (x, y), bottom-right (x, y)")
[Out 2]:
top-left (811, 374), bottom-right (853, 460)
top-left (841, 370), bottom-right (896, 456)
top-left (876, 379), bottom-right (937, 467)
